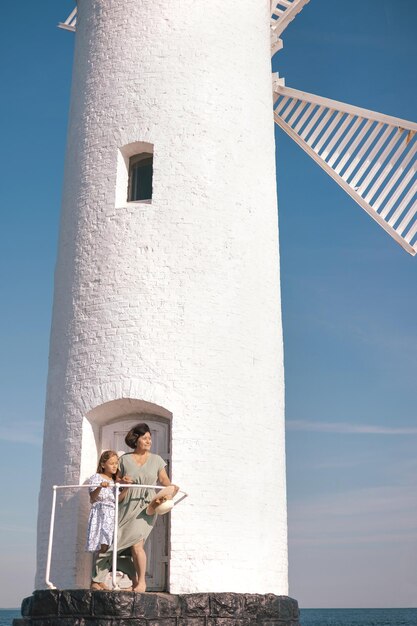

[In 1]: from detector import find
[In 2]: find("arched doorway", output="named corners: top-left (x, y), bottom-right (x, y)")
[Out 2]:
top-left (100, 414), bottom-right (171, 591)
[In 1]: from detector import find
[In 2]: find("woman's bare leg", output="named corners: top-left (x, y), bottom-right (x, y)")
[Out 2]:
top-left (131, 540), bottom-right (147, 592)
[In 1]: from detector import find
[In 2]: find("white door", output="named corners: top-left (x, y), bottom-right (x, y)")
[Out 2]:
top-left (101, 416), bottom-right (171, 591)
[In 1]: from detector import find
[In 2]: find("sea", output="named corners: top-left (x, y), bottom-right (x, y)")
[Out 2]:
top-left (300, 608), bottom-right (417, 625)
top-left (2, 608), bottom-right (417, 625)
top-left (0, 611), bottom-right (19, 626)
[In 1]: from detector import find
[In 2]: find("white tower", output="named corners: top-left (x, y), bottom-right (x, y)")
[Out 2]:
top-left (36, 0), bottom-right (287, 593)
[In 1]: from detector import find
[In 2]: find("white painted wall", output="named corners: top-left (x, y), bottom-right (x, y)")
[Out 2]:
top-left (36, 0), bottom-right (287, 594)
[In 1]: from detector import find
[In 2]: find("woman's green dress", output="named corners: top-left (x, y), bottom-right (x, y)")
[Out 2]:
top-left (92, 452), bottom-right (166, 583)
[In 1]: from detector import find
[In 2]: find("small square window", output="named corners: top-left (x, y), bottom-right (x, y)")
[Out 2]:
top-left (128, 153), bottom-right (153, 202)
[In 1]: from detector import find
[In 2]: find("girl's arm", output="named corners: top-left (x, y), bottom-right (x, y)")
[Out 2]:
top-left (116, 465), bottom-right (134, 485)
top-left (89, 481), bottom-right (110, 503)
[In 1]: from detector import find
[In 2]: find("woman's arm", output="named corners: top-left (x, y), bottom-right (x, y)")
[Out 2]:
top-left (158, 468), bottom-right (179, 495)
top-left (116, 460), bottom-right (134, 485)
top-left (146, 469), bottom-right (180, 513)
top-left (117, 486), bottom-right (128, 502)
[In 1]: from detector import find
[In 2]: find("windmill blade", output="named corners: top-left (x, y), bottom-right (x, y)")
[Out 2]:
top-left (270, 0), bottom-right (310, 57)
top-left (273, 84), bottom-right (417, 256)
top-left (58, 6), bottom-right (77, 32)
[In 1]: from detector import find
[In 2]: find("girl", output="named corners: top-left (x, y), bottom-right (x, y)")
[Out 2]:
top-left (86, 450), bottom-right (120, 558)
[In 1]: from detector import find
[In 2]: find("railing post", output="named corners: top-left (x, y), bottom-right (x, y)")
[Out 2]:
top-left (111, 484), bottom-right (120, 590)
top-left (45, 486), bottom-right (58, 589)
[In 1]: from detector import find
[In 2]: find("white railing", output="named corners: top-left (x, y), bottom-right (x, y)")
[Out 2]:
top-left (46, 483), bottom-right (188, 591)
top-left (273, 84), bottom-right (417, 255)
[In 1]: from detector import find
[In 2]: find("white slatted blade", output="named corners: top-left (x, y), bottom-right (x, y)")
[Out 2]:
top-left (273, 85), bottom-right (417, 256)
top-left (270, 0), bottom-right (310, 56)
top-left (58, 6), bottom-right (77, 32)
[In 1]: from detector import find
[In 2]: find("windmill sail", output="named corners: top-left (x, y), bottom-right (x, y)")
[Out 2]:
top-left (270, 0), bottom-right (311, 56)
top-left (273, 84), bottom-right (417, 256)
top-left (58, 6), bottom-right (77, 32)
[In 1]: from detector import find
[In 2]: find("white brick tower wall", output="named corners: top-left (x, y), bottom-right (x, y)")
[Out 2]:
top-left (36, 0), bottom-right (287, 594)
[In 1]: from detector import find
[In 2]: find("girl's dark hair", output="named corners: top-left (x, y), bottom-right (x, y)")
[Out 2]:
top-left (96, 450), bottom-right (118, 479)
top-left (125, 423), bottom-right (151, 449)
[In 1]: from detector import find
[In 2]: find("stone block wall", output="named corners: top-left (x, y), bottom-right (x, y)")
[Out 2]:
top-left (14, 591), bottom-right (299, 626)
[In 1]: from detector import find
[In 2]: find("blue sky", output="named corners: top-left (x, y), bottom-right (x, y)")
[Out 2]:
top-left (1, 0), bottom-right (417, 611)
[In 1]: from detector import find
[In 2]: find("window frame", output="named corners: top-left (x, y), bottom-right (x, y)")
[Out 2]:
top-left (127, 152), bottom-right (153, 203)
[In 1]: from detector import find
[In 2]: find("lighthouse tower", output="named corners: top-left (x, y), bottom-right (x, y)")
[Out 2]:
top-left (36, 0), bottom-right (287, 594)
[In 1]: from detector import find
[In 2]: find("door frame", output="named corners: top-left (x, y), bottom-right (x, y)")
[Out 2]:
top-left (101, 413), bottom-right (172, 591)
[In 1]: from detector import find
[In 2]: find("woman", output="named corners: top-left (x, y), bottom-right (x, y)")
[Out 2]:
top-left (91, 423), bottom-right (178, 592)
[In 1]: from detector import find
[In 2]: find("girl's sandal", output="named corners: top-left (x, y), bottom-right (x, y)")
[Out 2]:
top-left (90, 582), bottom-right (111, 591)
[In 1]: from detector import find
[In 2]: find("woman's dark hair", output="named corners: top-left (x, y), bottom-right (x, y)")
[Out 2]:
top-left (96, 450), bottom-right (118, 479)
top-left (125, 423), bottom-right (151, 449)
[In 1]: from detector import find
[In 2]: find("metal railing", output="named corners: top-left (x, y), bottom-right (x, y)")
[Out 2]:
top-left (46, 483), bottom-right (188, 590)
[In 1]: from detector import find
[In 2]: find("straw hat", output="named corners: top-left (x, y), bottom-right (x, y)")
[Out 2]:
top-left (147, 485), bottom-right (176, 515)
top-left (154, 499), bottom-right (174, 515)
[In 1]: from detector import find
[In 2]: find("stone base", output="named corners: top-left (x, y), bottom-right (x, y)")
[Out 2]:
top-left (13, 590), bottom-right (300, 625)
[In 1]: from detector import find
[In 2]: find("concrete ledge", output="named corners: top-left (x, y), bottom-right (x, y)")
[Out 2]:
top-left (13, 590), bottom-right (300, 625)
